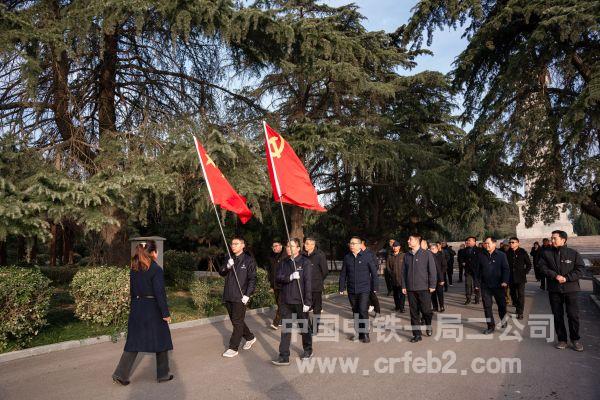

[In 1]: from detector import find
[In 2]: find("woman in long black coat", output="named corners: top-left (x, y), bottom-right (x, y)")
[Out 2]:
top-left (112, 240), bottom-right (173, 385)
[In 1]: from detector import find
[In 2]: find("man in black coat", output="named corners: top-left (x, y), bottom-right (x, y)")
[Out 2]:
top-left (402, 233), bottom-right (437, 343)
top-left (383, 238), bottom-right (396, 295)
top-left (303, 237), bottom-right (328, 333)
top-left (506, 237), bottom-right (532, 319)
top-left (361, 239), bottom-right (381, 316)
top-left (442, 242), bottom-right (456, 288)
top-left (538, 230), bottom-right (585, 351)
top-left (339, 236), bottom-right (378, 343)
top-left (219, 237), bottom-right (257, 358)
top-left (429, 242), bottom-right (447, 312)
top-left (458, 236), bottom-right (480, 305)
top-left (475, 236), bottom-right (510, 334)
top-left (272, 238), bottom-right (313, 365)
top-left (268, 240), bottom-right (287, 329)
top-left (386, 241), bottom-right (405, 312)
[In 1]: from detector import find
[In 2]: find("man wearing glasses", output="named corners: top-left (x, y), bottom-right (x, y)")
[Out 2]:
top-left (506, 237), bottom-right (532, 320)
top-left (339, 236), bottom-right (378, 343)
top-left (219, 237), bottom-right (257, 358)
top-left (268, 240), bottom-right (287, 330)
top-left (538, 230), bottom-right (585, 351)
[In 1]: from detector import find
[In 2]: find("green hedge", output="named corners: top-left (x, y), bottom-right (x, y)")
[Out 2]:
top-left (163, 250), bottom-right (199, 290)
top-left (0, 267), bottom-right (52, 350)
top-left (70, 266), bottom-right (130, 327)
top-left (250, 268), bottom-right (274, 309)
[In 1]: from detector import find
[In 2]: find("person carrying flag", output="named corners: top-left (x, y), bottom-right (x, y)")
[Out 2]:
top-left (272, 238), bottom-right (313, 366)
top-left (219, 237), bottom-right (258, 358)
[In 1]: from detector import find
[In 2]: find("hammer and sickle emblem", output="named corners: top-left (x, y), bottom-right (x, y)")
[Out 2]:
top-left (205, 154), bottom-right (216, 168)
top-left (268, 136), bottom-right (285, 159)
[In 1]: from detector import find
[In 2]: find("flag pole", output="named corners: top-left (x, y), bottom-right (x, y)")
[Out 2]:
top-left (263, 121), bottom-right (306, 308)
top-left (193, 136), bottom-right (244, 298)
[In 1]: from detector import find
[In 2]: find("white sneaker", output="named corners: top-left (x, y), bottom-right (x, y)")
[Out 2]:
top-left (242, 337), bottom-right (257, 350)
top-left (222, 349), bottom-right (238, 358)
top-left (368, 306), bottom-right (375, 313)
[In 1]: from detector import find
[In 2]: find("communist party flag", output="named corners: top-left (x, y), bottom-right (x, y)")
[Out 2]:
top-left (193, 136), bottom-right (252, 224)
top-left (263, 122), bottom-right (326, 212)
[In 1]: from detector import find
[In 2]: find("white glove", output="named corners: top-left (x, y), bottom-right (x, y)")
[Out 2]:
top-left (227, 258), bottom-right (234, 269)
top-left (241, 295), bottom-right (249, 305)
top-left (290, 271), bottom-right (300, 281)
top-left (302, 305), bottom-right (310, 313)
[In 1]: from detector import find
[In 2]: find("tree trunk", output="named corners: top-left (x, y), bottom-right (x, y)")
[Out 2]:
top-left (62, 222), bottom-right (74, 265)
top-left (50, 223), bottom-right (58, 267)
top-left (0, 240), bottom-right (6, 265)
top-left (16, 236), bottom-right (26, 262)
top-left (98, 30), bottom-right (118, 136)
top-left (289, 206), bottom-right (304, 241)
top-left (100, 206), bottom-right (130, 266)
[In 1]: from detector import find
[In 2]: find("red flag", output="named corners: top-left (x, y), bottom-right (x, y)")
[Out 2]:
top-left (193, 136), bottom-right (252, 224)
top-left (263, 122), bottom-right (326, 212)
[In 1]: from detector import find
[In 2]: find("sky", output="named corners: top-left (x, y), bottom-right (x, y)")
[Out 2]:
top-left (321, 0), bottom-right (468, 74)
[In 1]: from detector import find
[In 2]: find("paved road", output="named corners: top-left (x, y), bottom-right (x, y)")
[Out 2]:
top-left (1, 276), bottom-right (599, 400)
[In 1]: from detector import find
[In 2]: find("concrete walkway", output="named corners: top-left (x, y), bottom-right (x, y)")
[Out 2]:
top-left (1, 276), bottom-right (599, 400)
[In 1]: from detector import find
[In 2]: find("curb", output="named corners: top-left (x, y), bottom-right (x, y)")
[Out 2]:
top-left (0, 294), bottom-right (342, 364)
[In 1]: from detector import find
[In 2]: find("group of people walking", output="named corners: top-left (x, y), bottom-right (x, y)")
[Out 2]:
top-left (112, 228), bottom-right (586, 384)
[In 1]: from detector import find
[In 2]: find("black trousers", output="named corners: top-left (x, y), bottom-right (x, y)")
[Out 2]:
top-left (408, 290), bottom-right (433, 337)
top-left (431, 283), bottom-right (444, 310)
top-left (392, 285), bottom-right (405, 310)
top-left (549, 291), bottom-right (580, 342)
top-left (273, 289), bottom-right (282, 326)
top-left (225, 301), bottom-right (254, 351)
top-left (465, 274), bottom-right (480, 301)
top-left (481, 286), bottom-right (507, 328)
top-left (384, 269), bottom-right (394, 293)
top-left (348, 292), bottom-right (370, 338)
top-left (113, 351), bottom-right (169, 381)
top-left (311, 290), bottom-right (323, 330)
top-left (279, 303), bottom-right (312, 358)
top-left (540, 276), bottom-right (546, 290)
top-left (369, 291), bottom-right (381, 314)
top-left (509, 282), bottom-right (526, 315)
top-left (447, 265), bottom-right (453, 285)
top-left (458, 265), bottom-right (464, 282)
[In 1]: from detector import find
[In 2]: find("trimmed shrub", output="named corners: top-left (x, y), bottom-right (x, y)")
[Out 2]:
top-left (70, 266), bottom-right (130, 327)
top-left (190, 278), bottom-right (223, 317)
top-left (39, 265), bottom-right (79, 285)
top-left (0, 267), bottom-right (52, 349)
top-left (163, 250), bottom-right (199, 290)
top-left (250, 268), bottom-right (275, 309)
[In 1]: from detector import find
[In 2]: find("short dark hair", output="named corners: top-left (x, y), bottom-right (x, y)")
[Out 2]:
top-left (484, 236), bottom-right (496, 242)
top-left (304, 237), bottom-right (316, 243)
top-left (509, 237), bottom-right (519, 242)
top-left (542, 238), bottom-right (550, 243)
top-left (466, 236), bottom-right (477, 241)
top-left (409, 233), bottom-right (422, 242)
top-left (361, 238), bottom-right (368, 245)
top-left (349, 236), bottom-right (361, 243)
top-left (232, 236), bottom-right (245, 244)
top-left (552, 230), bottom-right (568, 241)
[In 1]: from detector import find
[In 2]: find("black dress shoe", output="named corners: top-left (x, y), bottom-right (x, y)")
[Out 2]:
top-left (501, 322), bottom-right (507, 329)
top-left (409, 336), bottom-right (422, 343)
top-left (440, 307), bottom-right (445, 312)
top-left (464, 299), bottom-right (471, 305)
top-left (474, 300), bottom-right (480, 305)
top-left (517, 314), bottom-right (523, 320)
top-left (112, 375), bottom-right (130, 386)
top-left (158, 375), bottom-right (174, 383)
top-left (426, 329), bottom-right (432, 336)
top-left (482, 327), bottom-right (495, 335)
top-left (360, 335), bottom-right (371, 343)
top-left (399, 308), bottom-right (405, 313)
top-left (432, 307), bottom-right (439, 312)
